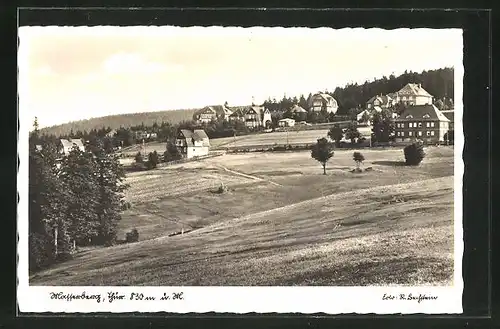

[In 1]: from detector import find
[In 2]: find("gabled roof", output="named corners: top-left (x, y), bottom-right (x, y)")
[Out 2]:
top-left (229, 105), bottom-right (267, 117)
top-left (397, 83), bottom-right (433, 98)
top-left (178, 129), bottom-right (210, 147)
top-left (291, 104), bottom-right (307, 113)
top-left (193, 129), bottom-right (209, 141)
top-left (279, 118), bottom-right (295, 122)
top-left (312, 93), bottom-right (338, 106)
top-left (194, 105), bottom-right (233, 117)
top-left (396, 104), bottom-right (450, 121)
top-left (367, 94), bottom-right (393, 105)
top-left (59, 138), bottom-right (85, 153)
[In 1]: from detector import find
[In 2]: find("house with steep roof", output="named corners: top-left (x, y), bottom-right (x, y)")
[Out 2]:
top-left (394, 104), bottom-right (450, 143)
top-left (393, 83), bottom-right (434, 106)
top-left (58, 138), bottom-right (86, 155)
top-left (290, 104), bottom-right (308, 121)
top-left (366, 94), bottom-right (394, 109)
top-left (175, 129), bottom-right (210, 159)
top-left (193, 105), bottom-right (233, 123)
top-left (228, 105), bottom-right (272, 129)
top-left (308, 93), bottom-right (339, 113)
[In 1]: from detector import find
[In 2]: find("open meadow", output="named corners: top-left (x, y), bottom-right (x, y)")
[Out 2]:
top-left (30, 146), bottom-right (455, 286)
top-left (119, 126), bottom-right (372, 157)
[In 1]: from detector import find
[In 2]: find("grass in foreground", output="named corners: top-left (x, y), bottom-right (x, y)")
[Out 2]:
top-left (30, 174), bottom-right (454, 286)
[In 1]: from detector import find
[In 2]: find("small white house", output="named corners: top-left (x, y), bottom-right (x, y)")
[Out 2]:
top-left (58, 138), bottom-right (85, 155)
top-left (176, 129), bottom-right (210, 159)
top-left (278, 118), bottom-right (296, 127)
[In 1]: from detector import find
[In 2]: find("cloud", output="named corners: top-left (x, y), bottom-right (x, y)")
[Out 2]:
top-left (102, 52), bottom-right (184, 75)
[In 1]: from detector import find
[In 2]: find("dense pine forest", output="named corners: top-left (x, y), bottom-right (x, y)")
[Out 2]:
top-left (38, 67), bottom-right (453, 137)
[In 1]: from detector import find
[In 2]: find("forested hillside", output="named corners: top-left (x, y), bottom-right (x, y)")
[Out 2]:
top-left (331, 67), bottom-right (454, 114)
top-left (40, 108), bottom-right (198, 137)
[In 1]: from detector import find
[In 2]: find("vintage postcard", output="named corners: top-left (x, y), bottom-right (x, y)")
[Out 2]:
top-left (17, 25), bottom-right (463, 314)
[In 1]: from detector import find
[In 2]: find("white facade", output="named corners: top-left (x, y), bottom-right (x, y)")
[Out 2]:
top-left (278, 118), bottom-right (295, 127)
top-left (186, 146), bottom-right (209, 158)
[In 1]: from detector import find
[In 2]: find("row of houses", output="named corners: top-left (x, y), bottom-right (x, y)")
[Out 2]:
top-left (192, 93), bottom-right (339, 127)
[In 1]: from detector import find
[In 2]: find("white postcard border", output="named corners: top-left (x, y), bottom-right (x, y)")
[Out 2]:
top-left (17, 27), bottom-right (464, 314)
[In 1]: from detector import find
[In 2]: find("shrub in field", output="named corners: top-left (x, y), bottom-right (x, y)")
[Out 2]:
top-left (353, 152), bottom-right (365, 170)
top-left (146, 151), bottom-right (159, 169)
top-left (126, 228), bottom-right (139, 243)
top-left (404, 142), bottom-right (426, 165)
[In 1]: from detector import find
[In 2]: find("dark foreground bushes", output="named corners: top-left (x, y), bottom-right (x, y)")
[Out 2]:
top-left (404, 142), bottom-right (426, 165)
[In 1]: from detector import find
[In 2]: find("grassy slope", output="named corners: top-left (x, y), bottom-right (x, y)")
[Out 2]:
top-left (30, 147), bottom-right (455, 286)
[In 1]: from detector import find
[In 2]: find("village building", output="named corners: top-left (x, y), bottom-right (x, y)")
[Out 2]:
top-left (392, 83), bottom-right (434, 106)
top-left (366, 94), bottom-right (394, 109)
top-left (192, 105), bottom-right (233, 123)
top-left (175, 129), bottom-right (210, 159)
top-left (228, 105), bottom-right (272, 129)
top-left (278, 118), bottom-right (296, 128)
top-left (105, 129), bottom-right (117, 138)
top-left (308, 93), bottom-right (339, 113)
top-left (290, 104), bottom-right (308, 121)
top-left (394, 104), bottom-right (450, 143)
top-left (58, 138), bottom-right (86, 155)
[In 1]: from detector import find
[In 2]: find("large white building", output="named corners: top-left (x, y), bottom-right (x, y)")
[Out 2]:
top-left (391, 83), bottom-right (434, 106)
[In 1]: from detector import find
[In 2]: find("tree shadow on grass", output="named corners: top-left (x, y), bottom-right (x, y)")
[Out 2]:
top-left (372, 160), bottom-right (407, 167)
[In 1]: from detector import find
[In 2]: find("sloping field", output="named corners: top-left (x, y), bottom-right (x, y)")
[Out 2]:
top-left (30, 146), bottom-right (455, 286)
top-left (30, 176), bottom-right (454, 286)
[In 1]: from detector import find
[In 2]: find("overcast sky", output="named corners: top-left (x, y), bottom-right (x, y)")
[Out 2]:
top-left (18, 26), bottom-right (462, 128)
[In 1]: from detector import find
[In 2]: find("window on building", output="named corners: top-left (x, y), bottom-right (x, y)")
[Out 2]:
top-left (423, 114), bottom-right (431, 119)
top-left (430, 122), bottom-right (435, 127)
top-left (426, 122), bottom-right (430, 127)
top-left (406, 115), bottom-right (413, 119)
top-left (418, 131), bottom-right (423, 136)
top-left (418, 122), bottom-right (422, 128)
top-left (409, 122), bottom-right (413, 128)
top-left (409, 131), bottom-right (413, 136)
top-left (431, 131), bottom-right (435, 136)
top-left (426, 131), bottom-right (431, 136)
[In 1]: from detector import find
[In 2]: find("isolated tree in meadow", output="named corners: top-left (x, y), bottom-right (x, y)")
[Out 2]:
top-left (344, 122), bottom-right (362, 144)
top-left (327, 125), bottom-right (344, 147)
top-left (404, 142), bottom-right (426, 166)
top-left (311, 137), bottom-right (335, 175)
top-left (135, 151), bottom-right (143, 164)
top-left (353, 152), bottom-right (365, 170)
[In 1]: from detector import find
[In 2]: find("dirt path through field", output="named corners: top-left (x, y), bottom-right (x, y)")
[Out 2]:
top-left (215, 164), bottom-right (283, 187)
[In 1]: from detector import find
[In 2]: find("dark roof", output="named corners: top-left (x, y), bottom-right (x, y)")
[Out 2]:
top-left (194, 105), bottom-right (233, 117)
top-left (396, 104), bottom-right (450, 121)
top-left (193, 129), bottom-right (209, 140)
top-left (178, 129), bottom-right (210, 147)
top-left (291, 105), bottom-right (307, 113)
top-left (441, 111), bottom-right (454, 122)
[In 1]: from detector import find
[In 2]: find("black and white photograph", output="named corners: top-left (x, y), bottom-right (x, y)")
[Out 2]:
top-left (17, 24), bottom-right (464, 314)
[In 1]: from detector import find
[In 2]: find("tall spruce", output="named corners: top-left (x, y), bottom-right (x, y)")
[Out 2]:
top-left (58, 146), bottom-right (100, 246)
